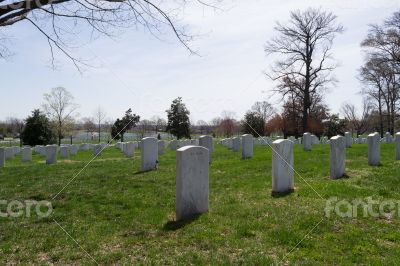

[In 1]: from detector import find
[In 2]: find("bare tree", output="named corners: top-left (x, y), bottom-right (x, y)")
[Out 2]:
top-left (5, 117), bottom-right (25, 145)
top-left (361, 12), bottom-right (400, 135)
top-left (82, 117), bottom-right (95, 141)
top-left (251, 101), bottom-right (275, 122)
top-left (94, 106), bottom-right (106, 143)
top-left (340, 97), bottom-right (373, 136)
top-left (265, 8), bottom-right (343, 132)
top-left (221, 110), bottom-right (236, 120)
top-left (209, 117), bottom-right (221, 137)
top-left (137, 119), bottom-right (152, 139)
top-left (150, 115), bottom-right (167, 133)
top-left (196, 120), bottom-right (208, 134)
top-left (42, 87), bottom-right (79, 145)
top-left (0, 0), bottom-right (220, 69)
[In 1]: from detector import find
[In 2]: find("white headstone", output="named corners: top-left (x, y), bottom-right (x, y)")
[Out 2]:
top-left (226, 138), bottom-right (233, 149)
top-left (344, 132), bottom-right (352, 147)
top-left (45, 145), bottom-right (57, 164)
top-left (141, 137), bottom-right (158, 171)
top-left (272, 139), bottom-right (294, 194)
top-left (395, 132), bottom-right (400, 161)
top-left (311, 135), bottom-right (320, 145)
top-left (70, 145), bottom-right (79, 156)
top-left (303, 132), bottom-right (312, 151)
top-left (79, 143), bottom-right (89, 151)
top-left (59, 146), bottom-right (69, 159)
top-left (232, 137), bottom-right (240, 152)
top-left (124, 142), bottom-right (135, 158)
top-left (158, 140), bottom-right (165, 155)
top-left (22, 147), bottom-right (32, 162)
top-left (5, 147), bottom-right (13, 160)
top-left (93, 144), bottom-right (103, 157)
top-left (385, 132), bottom-right (392, 143)
top-left (199, 135), bottom-right (213, 163)
top-left (242, 134), bottom-right (253, 159)
top-left (330, 136), bottom-right (346, 179)
top-left (170, 140), bottom-right (178, 150)
top-left (176, 146), bottom-right (209, 221)
top-left (368, 132), bottom-right (380, 166)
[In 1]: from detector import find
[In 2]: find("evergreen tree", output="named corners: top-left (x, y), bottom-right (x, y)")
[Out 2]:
top-left (21, 109), bottom-right (55, 146)
top-left (243, 111), bottom-right (265, 137)
top-left (111, 108), bottom-right (140, 142)
top-left (166, 97), bottom-right (191, 139)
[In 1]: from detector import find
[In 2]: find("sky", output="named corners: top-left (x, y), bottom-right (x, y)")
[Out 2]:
top-left (1, 0), bottom-right (400, 123)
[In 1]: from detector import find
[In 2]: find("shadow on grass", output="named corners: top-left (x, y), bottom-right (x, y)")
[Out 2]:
top-left (163, 214), bottom-right (201, 231)
top-left (133, 169), bottom-right (156, 175)
top-left (271, 189), bottom-right (294, 198)
top-left (327, 173), bottom-right (351, 180)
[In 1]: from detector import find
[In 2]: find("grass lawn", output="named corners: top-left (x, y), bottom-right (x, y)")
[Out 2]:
top-left (0, 142), bottom-right (400, 265)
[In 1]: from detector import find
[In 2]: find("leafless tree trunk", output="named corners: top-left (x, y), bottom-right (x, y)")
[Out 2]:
top-left (265, 8), bottom-right (343, 133)
top-left (94, 106), bottom-right (106, 143)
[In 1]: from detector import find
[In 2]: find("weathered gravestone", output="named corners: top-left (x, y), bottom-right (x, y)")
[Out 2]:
top-left (199, 135), bottom-right (213, 164)
top-left (368, 132), bottom-right (380, 166)
top-left (242, 134), bottom-right (253, 159)
top-left (176, 146), bottom-right (209, 221)
top-left (272, 139), bottom-right (294, 194)
top-left (232, 137), bottom-right (240, 152)
top-left (303, 132), bottom-right (312, 151)
top-left (330, 136), bottom-right (346, 179)
top-left (141, 137), bottom-right (158, 171)
top-left (45, 145), bottom-right (57, 164)
top-left (22, 147), bottom-right (32, 162)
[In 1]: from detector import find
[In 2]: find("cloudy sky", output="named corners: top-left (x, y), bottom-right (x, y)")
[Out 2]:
top-left (1, 0), bottom-right (399, 123)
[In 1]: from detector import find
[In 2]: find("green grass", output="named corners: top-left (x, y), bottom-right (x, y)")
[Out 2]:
top-left (0, 143), bottom-right (400, 265)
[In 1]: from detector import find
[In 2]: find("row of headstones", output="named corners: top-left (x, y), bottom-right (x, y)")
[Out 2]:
top-left (114, 138), bottom-right (202, 171)
top-left (169, 139), bottom-right (200, 150)
top-left (220, 135), bottom-right (255, 159)
top-left (303, 132), bottom-right (400, 151)
top-left (304, 132), bottom-right (400, 177)
top-left (177, 133), bottom-right (400, 221)
top-left (0, 143), bottom-right (109, 167)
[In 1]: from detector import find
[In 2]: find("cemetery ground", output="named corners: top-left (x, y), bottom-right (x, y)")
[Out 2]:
top-left (1, 143), bottom-right (400, 264)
